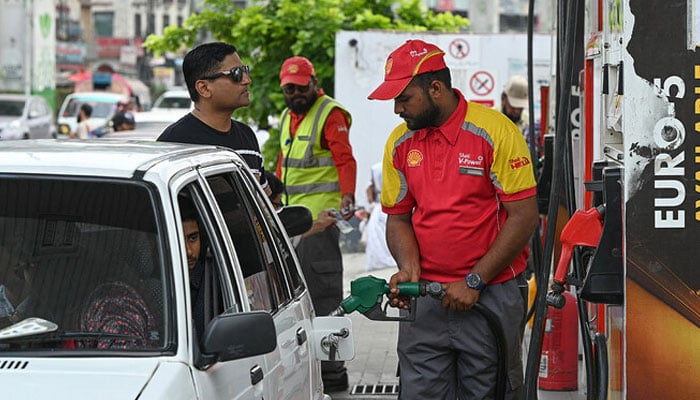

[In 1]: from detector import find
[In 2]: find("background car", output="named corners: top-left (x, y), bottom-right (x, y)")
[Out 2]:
top-left (151, 88), bottom-right (193, 112)
top-left (0, 94), bottom-right (57, 140)
top-left (56, 91), bottom-right (127, 137)
top-left (102, 109), bottom-right (187, 140)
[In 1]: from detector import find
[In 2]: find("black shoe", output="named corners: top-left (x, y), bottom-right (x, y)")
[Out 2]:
top-left (323, 381), bottom-right (349, 393)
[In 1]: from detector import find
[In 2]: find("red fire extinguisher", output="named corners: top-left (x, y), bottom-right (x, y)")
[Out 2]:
top-left (538, 206), bottom-right (603, 391)
top-left (539, 290), bottom-right (578, 391)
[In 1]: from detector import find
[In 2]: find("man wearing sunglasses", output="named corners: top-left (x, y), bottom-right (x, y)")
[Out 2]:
top-left (158, 42), bottom-right (270, 195)
top-left (276, 56), bottom-right (356, 394)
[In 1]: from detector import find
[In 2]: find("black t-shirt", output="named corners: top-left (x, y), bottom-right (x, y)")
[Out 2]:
top-left (157, 113), bottom-right (267, 186)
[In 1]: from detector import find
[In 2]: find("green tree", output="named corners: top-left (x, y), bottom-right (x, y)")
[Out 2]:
top-left (144, 0), bottom-right (468, 171)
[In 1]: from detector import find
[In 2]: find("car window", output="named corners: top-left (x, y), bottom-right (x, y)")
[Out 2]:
top-left (0, 100), bottom-right (24, 117)
top-left (62, 99), bottom-right (80, 117)
top-left (62, 99), bottom-right (117, 119)
top-left (92, 101), bottom-right (118, 118)
top-left (29, 98), bottom-right (44, 117)
top-left (0, 177), bottom-right (169, 353)
top-left (155, 97), bottom-right (191, 109)
top-left (205, 173), bottom-right (284, 312)
top-left (246, 174), bottom-right (306, 299)
top-left (176, 183), bottom-right (243, 342)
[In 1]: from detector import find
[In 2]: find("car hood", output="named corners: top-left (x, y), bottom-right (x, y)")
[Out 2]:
top-left (0, 116), bottom-right (19, 126)
top-left (0, 358), bottom-right (177, 399)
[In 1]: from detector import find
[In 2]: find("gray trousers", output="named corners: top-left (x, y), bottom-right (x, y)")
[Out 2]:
top-left (296, 227), bottom-right (347, 385)
top-left (397, 278), bottom-right (526, 400)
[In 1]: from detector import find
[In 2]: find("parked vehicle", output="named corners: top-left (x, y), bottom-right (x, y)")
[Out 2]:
top-left (0, 140), bottom-right (354, 399)
top-left (102, 109), bottom-right (186, 140)
top-left (151, 88), bottom-right (193, 111)
top-left (0, 94), bottom-right (56, 140)
top-left (56, 92), bottom-right (127, 137)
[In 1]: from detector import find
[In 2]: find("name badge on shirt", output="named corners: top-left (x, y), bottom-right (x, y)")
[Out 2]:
top-left (459, 166), bottom-right (484, 176)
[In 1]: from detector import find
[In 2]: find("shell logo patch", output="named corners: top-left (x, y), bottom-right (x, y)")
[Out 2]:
top-left (287, 64), bottom-right (300, 74)
top-left (509, 156), bottom-right (531, 170)
top-left (385, 58), bottom-right (394, 76)
top-left (407, 149), bottom-right (423, 167)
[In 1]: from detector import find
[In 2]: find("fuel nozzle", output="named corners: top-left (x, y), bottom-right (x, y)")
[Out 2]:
top-left (546, 280), bottom-right (567, 309)
top-left (329, 276), bottom-right (445, 321)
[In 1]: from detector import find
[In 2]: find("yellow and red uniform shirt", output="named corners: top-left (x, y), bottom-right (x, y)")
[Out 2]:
top-left (381, 90), bottom-right (536, 283)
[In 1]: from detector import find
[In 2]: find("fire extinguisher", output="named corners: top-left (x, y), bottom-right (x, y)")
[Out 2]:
top-left (539, 290), bottom-right (578, 390)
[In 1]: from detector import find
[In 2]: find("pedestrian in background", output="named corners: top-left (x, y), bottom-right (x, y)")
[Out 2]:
top-left (276, 55), bottom-right (356, 393)
top-left (72, 103), bottom-right (97, 139)
top-left (157, 41), bottom-right (270, 195)
top-left (500, 75), bottom-right (529, 135)
top-left (111, 111), bottom-right (136, 132)
top-left (364, 162), bottom-right (396, 272)
top-left (368, 39), bottom-right (539, 399)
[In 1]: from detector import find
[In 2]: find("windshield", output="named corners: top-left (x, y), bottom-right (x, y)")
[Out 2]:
top-left (0, 177), bottom-right (169, 353)
top-left (62, 99), bottom-right (118, 119)
top-left (0, 100), bottom-right (25, 117)
top-left (153, 96), bottom-right (191, 109)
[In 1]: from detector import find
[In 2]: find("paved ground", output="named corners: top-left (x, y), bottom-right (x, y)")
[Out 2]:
top-left (326, 251), bottom-right (587, 400)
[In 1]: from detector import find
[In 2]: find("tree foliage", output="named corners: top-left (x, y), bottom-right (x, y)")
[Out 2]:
top-left (144, 0), bottom-right (469, 170)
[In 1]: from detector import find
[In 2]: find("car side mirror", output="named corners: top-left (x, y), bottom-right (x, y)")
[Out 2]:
top-left (195, 311), bottom-right (277, 370)
top-left (277, 205), bottom-right (313, 237)
top-left (28, 110), bottom-right (39, 119)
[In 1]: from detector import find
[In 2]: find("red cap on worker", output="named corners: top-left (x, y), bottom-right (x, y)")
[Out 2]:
top-left (280, 56), bottom-right (316, 87)
top-left (368, 39), bottom-right (447, 100)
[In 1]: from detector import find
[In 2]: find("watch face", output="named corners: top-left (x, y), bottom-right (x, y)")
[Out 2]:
top-left (467, 273), bottom-right (481, 288)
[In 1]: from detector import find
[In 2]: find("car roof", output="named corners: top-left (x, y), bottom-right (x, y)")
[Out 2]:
top-left (134, 109), bottom-right (188, 123)
top-left (158, 89), bottom-right (190, 97)
top-left (0, 139), bottom-right (240, 178)
top-left (64, 92), bottom-right (128, 102)
top-left (0, 93), bottom-right (33, 101)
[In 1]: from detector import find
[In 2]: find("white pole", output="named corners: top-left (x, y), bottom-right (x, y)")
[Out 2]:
top-left (24, 0), bottom-right (33, 96)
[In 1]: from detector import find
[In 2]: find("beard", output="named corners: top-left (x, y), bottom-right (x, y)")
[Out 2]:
top-left (286, 91), bottom-right (318, 115)
top-left (402, 96), bottom-right (441, 130)
top-left (501, 104), bottom-right (521, 123)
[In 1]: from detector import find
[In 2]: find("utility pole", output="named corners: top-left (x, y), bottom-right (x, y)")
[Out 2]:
top-left (24, 0), bottom-right (33, 96)
top-left (146, 0), bottom-right (155, 36)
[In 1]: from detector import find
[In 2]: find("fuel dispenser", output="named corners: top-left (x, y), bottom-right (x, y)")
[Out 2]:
top-left (542, 165), bottom-right (624, 396)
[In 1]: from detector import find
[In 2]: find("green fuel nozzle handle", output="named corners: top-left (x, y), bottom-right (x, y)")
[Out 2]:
top-left (333, 276), bottom-right (425, 316)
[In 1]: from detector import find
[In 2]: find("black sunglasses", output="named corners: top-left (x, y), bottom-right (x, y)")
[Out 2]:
top-left (282, 83), bottom-right (312, 95)
top-left (202, 65), bottom-right (251, 83)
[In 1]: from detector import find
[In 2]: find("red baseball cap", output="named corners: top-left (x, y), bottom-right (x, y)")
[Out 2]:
top-left (280, 56), bottom-right (316, 86)
top-left (368, 39), bottom-right (447, 100)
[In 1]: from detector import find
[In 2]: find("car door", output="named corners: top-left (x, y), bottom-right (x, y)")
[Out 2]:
top-left (172, 173), bottom-right (266, 400)
top-left (201, 164), bottom-right (315, 400)
top-left (28, 97), bottom-right (49, 138)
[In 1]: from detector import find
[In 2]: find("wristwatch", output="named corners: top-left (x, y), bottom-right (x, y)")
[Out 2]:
top-left (465, 272), bottom-right (486, 291)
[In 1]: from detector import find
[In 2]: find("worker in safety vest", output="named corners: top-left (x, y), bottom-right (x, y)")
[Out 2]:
top-left (276, 56), bottom-right (357, 394)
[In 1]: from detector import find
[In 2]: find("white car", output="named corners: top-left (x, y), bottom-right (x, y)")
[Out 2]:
top-left (0, 94), bottom-right (57, 140)
top-left (102, 109), bottom-right (188, 140)
top-left (0, 140), bottom-right (353, 400)
top-left (151, 89), bottom-right (193, 112)
top-left (56, 92), bottom-right (127, 137)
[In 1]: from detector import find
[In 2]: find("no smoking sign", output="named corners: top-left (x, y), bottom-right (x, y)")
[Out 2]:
top-left (469, 71), bottom-right (495, 97)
